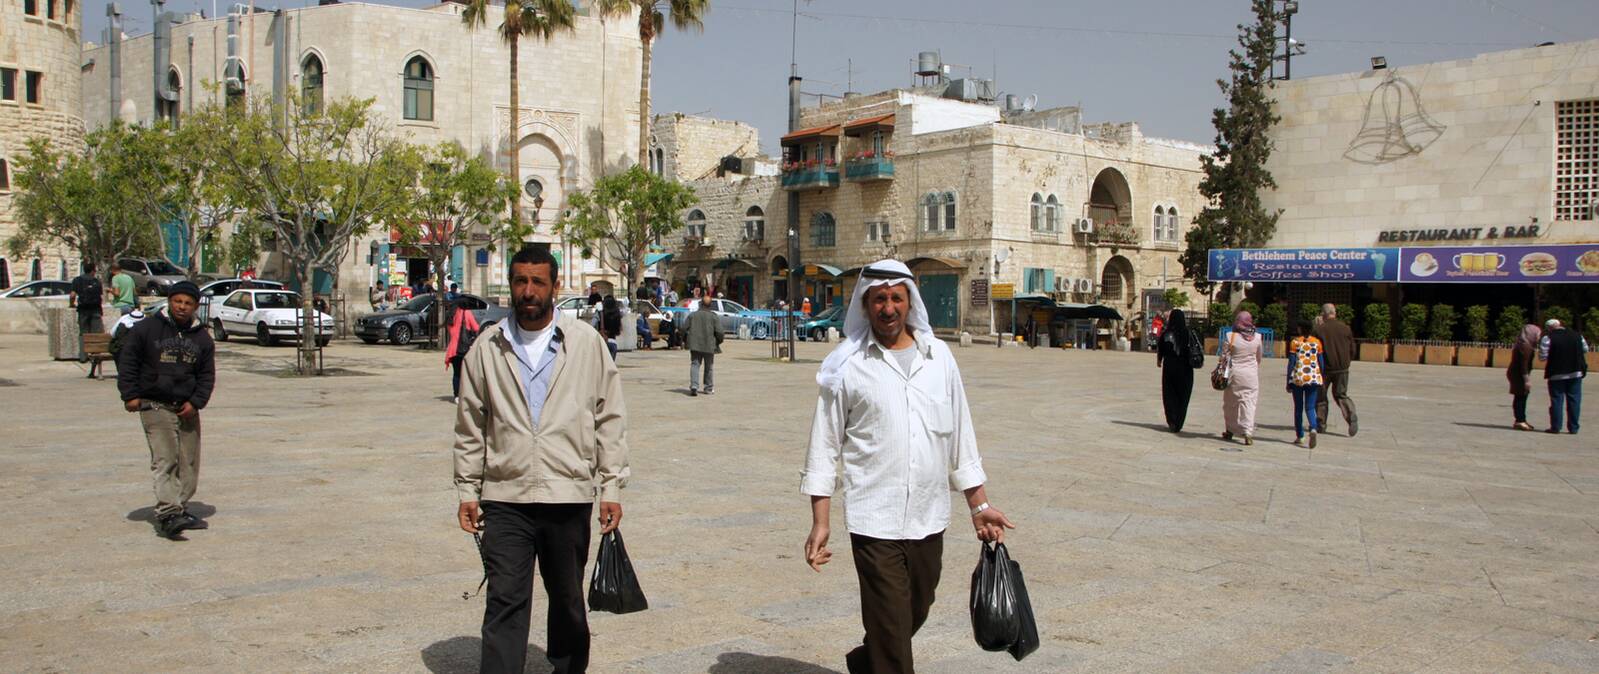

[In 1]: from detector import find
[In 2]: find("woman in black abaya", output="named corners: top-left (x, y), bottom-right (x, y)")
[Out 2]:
top-left (1156, 309), bottom-right (1195, 432)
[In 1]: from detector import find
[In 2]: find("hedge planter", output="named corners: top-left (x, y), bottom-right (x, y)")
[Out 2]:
top-left (1589, 352), bottom-right (1599, 372)
top-left (1271, 341), bottom-right (1286, 359)
top-left (1455, 346), bottom-right (1489, 367)
top-left (1392, 343), bottom-right (1424, 364)
top-left (1204, 337), bottom-right (1218, 355)
top-left (1359, 342), bottom-right (1390, 363)
top-left (1423, 345), bottom-right (1456, 366)
top-left (1491, 347), bottom-right (1516, 368)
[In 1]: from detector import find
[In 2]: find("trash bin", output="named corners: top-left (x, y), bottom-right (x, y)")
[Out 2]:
top-left (617, 311), bottom-right (637, 352)
top-left (46, 306), bottom-right (81, 360)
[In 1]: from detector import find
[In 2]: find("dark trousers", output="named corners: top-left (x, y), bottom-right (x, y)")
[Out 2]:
top-left (1549, 378), bottom-right (1583, 433)
top-left (846, 531), bottom-right (944, 674)
top-left (1315, 370), bottom-right (1357, 432)
top-left (479, 501), bottom-right (593, 674)
top-left (1512, 393), bottom-right (1529, 424)
top-left (451, 359), bottom-right (463, 398)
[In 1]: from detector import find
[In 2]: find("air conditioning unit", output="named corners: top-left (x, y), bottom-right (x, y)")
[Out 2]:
top-left (1075, 278), bottom-right (1094, 294)
top-left (1074, 217), bottom-right (1095, 234)
top-left (1054, 277), bottom-right (1072, 292)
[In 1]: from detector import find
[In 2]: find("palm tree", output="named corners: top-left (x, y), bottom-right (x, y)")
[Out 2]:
top-left (594, 0), bottom-right (708, 170)
top-left (460, 0), bottom-right (577, 226)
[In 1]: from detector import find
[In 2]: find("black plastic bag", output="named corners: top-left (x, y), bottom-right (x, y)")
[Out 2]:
top-left (587, 529), bottom-right (648, 614)
top-left (969, 541), bottom-right (1021, 651)
top-left (1005, 555), bottom-right (1039, 661)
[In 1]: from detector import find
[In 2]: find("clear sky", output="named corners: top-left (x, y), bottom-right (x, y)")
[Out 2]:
top-left (87, 0), bottom-right (1598, 153)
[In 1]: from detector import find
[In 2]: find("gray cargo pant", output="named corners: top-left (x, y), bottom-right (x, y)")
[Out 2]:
top-left (690, 351), bottom-right (714, 392)
top-left (139, 403), bottom-right (202, 517)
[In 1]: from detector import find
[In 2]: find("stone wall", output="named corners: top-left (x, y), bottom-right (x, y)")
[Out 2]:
top-left (651, 113), bottom-right (761, 182)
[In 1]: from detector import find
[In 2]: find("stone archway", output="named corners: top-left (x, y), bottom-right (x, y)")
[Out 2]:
top-left (1089, 167), bottom-right (1133, 236)
top-left (1101, 255), bottom-right (1135, 308)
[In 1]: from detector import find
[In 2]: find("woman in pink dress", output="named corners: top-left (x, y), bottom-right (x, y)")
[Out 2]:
top-left (1222, 310), bottom-right (1264, 445)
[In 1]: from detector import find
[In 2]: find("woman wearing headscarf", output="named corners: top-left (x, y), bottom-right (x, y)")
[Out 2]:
top-left (1156, 309), bottom-right (1196, 432)
top-left (1507, 323), bottom-right (1541, 431)
top-left (1222, 310), bottom-right (1264, 444)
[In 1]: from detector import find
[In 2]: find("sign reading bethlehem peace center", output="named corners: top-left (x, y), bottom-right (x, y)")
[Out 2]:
top-left (1208, 248), bottom-right (1397, 283)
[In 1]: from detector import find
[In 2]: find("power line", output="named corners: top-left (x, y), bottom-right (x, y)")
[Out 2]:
top-left (716, 2), bottom-right (1532, 49)
top-left (1479, 0), bottom-right (1577, 42)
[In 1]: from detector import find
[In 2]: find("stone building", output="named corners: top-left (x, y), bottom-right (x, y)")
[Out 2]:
top-left (79, 0), bottom-right (643, 302)
top-left (1, 0), bottom-right (85, 289)
top-left (659, 78), bottom-right (1211, 338)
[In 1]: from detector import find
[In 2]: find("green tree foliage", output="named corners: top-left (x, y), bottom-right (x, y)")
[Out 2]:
top-left (121, 121), bottom-right (244, 279)
top-left (6, 122), bottom-right (160, 280)
top-left (1542, 305), bottom-right (1573, 327)
top-left (200, 96), bottom-right (419, 372)
top-left (1162, 288), bottom-right (1190, 309)
top-left (1363, 304), bottom-right (1391, 341)
top-left (1296, 302), bottom-right (1319, 326)
top-left (557, 166), bottom-right (698, 297)
top-left (1427, 304), bottom-right (1457, 342)
top-left (595, 0), bottom-right (709, 169)
top-left (1463, 305), bottom-right (1490, 343)
top-left (1208, 301), bottom-right (1230, 323)
top-left (397, 142), bottom-right (522, 348)
top-left (1258, 303), bottom-right (1287, 336)
top-left (460, 0), bottom-right (576, 227)
top-left (1399, 303), bottom-right (1427, 340)
top-left (1582, 307), bottom-right (1599, 344)
top-left (1178, 0), bottom-right (1282, 295)
top-left (1237, 301), bottom-right (1261, 321)
top-left (1495, 305), bottom-right (1528, 344)
top-left (1336, 304), bottom-right (1355, 327)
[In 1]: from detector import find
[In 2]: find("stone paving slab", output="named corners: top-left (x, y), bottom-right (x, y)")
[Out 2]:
top-left (0, 334), bottom-right (1597, 672)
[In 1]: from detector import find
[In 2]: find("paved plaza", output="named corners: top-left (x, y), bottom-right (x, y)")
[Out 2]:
top-left (1, 333), bottom-right (1597, 673)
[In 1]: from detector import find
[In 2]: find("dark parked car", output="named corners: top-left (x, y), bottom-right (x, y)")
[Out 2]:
top-left (0, 280), bottom-right (72, 298)
top-left (353, 293), bottom-right (509, 345)
top-left (799, 304), bottom-right (846, 341)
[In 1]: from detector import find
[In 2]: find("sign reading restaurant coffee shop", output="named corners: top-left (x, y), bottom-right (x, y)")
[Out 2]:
top-left (1208, 248), bottom-right (1397, 282)
top-left (1210, 243), bottom-right (1599, 284)
top-left (1377, 224), bottom-right (1542, 242)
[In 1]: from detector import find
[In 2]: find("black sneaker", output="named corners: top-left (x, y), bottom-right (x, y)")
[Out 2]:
top-left (182, 511), bottom-right (208, 530)
top-left (156, 514), bottom-right (187, 539)
top-left (689, 388), bottom-right (698, 397)
top-left (703, 387), bottom-right (715, 395)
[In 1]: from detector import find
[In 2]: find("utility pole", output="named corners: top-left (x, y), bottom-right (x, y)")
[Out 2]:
top-left (784, 0), bottom-right (801, 360)
top-left (1272, 1), bottom-right (1305, 81)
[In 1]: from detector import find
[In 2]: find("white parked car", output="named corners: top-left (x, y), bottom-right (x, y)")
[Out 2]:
top-left (210, 289), bottom-right (334, 346)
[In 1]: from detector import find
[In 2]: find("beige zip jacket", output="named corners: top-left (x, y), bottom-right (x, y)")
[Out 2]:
top-left (453, 315), bottom-right (630, 504)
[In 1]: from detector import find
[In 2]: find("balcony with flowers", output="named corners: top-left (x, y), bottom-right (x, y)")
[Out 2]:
top-left (844, 149), bottom-right (895, 182)
top-left (780, 124), bottom-right (843, 191)
top-left (781, 158), bottom-right (841, 190)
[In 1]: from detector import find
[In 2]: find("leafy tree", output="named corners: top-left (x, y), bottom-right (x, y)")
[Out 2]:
top-left (556, 165), bottom-right (697, 297)
top-left (121, 121), bottom-right (244, 279)
top-left (1541, 305), bottom-right (1573, 328)
top-left (1463, 305), bottom-right (1490, 343)
top-left (202, 96), bottom-right (419, 373)
top-left (1296, 302), bottom-right (1319, 326)
top-left (595, 0), bottom-right (709, 170)
top-left (6, 123), bottom-right (160, 282)
top-left (1582, 307), bottom-right (1599, 345)
top-left (460, 0), bottom-right (576, 227)
top-left (1495, 305), bottom-right (1528, 344)
top-left (1237, 301), bottom-right (1261, 321)
top-left (1399, 303), bottom-right (1427, 340)
top-left (1162, 288), bottom-right (1190, 309)
top-left (1258, 303), bottom-right (1287, 337)
top-left (1208, 301), bottom-right (1230, 323)
top-left (1179, 0), bottom-right (1282, 296)
top-left (395, 142), bottom-right (523, 348)
top-left (1427, 304), bottom-right (1457, 342)
top-left (1336, 304), bottom-right (1355, 327)
top-left (1362, 304), bottom-right (1390, 341)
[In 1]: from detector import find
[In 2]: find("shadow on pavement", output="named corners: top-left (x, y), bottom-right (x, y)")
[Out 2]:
top-left (125, 501), bottom-right (216, 523)
top-left (421, 636), bottom-right (553, 674)
top-left (709, 652), bottom-right (841, 674)
top-left (1453, 421), bottom-right (1514, 431)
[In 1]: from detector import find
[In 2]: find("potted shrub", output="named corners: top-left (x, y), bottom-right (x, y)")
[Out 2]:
top-left (1392, 303), bottom-right (1428, 364)
top-left (1585, 307), bottom-right (1599, 371)
top-left (1360, 304), bottom-right (1390, 362)
top-left (1424, 304), bottom-right (1458, 366)
top-left (1296, 302), bottom-right (1320, 328)
top-left (1205, 301), bottom-right (1229, 353)
top-left (1493, 305), bottom-right (1528, 367)
top-left (1259, 304), bottom-right (1288, 358)
top-left (1336, 304), bottom-right (1355, 327)
top-left (1456, 305), bottom-right (1491, 367)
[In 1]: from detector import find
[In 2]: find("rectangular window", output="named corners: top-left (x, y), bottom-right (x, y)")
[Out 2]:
top-left (1556, 99), bottom-right (1597, 221)
top-left (0, 69), bottom-right (15, 101)
top-left (24, 71), bottom-right (42, 104)
top-left (1023, 267), bottom-right (1051, 294)
top-left (23, 0), bottom-right (36, 14)
top-left (46, 0), bottom-right (55, 19)
top-left (0, 159), bottom-right (10, 191)
top-left (867, 221), bottom-right (891, 242)
top-left (944, 197), bottom-right (956, 231)
top-left (811, 221), bottom-right (835, 247)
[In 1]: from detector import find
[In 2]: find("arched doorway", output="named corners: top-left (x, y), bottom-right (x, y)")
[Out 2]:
top-left (517, 134), bottom-right (565, 228)
top-left (1101, 255), bottom-right (1135, 308)
top-left (770, 255), bottom-right (790, 307)
top-left (1089, 168), bottom-right (1133, 239)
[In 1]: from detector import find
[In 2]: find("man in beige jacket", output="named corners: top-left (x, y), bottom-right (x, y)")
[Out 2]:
top-left (454, 246), bottom-right (629, 674)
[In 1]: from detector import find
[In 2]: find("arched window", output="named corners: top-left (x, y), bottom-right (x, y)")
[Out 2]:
top-left (30, 258), bottom-right (42, 282)
top-left (0, 158), bottom-right (10, 191)
top-left (653, 148), bottom-right (666, 175)
top-left (1030, 193), bottom-right (1043, 231)
top-left (922, 192), bottom-right (941, 232)
top-left (1045, 195), bottom-right (1060, 232)
top-left (685, 209), bottom-right (706, 239)
top-left (810, 211), bottom-right (836, 247)
top-left (1153, 206), bottom-right (1166, 240)
top-left (1165, 206), bottom-right (1179, 241)
top-left (301, 54), bottom-right (324, 115)
top-left (743, 206), bottom-right (764, 242)
top-left (0, 259), bottom-right (9, 289)
top-left (403, 56), bottom-right (434, 121)
top-left (223, 59), bottom-right (246, 110)
top-left (157, 68), bottom-right (181, 125)
top-left (942, 192), bottom-right (957, 231)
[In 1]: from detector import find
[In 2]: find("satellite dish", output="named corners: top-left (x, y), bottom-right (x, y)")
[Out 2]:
top-left (994, 248), bottom-right (1011, 263)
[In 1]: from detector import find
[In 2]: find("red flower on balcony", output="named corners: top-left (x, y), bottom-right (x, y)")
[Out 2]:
top-left (824, 158), bottom-right (837, 167)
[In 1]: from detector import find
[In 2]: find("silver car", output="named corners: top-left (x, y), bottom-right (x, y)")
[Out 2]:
top-left (116, 257), bottom-right (188, 296)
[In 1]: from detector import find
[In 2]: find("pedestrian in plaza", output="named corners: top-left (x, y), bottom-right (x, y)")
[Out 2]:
top-left (370, 280), bottom-right (389, 312)
top-left (445, 299), bottom-right (481, 401)
top-left (635, 313), bottom-right (654, 350)
top-left (109, 306), bottom-right (146, 361)
top-left (587, 287), bottom-right (602, 309)
top-left (110, 262), bottom-right (138, 315)
top-left (657, 311), bottom-right (679, 350)
top-left (1286, 320), bottom-right (1326, 448)
top-left (665, 286), bottom-right (679, 307)
top-left (1312, 303), bottom-right (1359, 436)
top-left (447, 283), bottom-right (461, 302)
top-left (802, 258), bottom-right (1015, 674)
top-left (1507, 322), bottom-right (1541, 431)
top-left (1539, 318), bottom-right (1588, 434)
top-left (1156, 309), bottom-right (1198, 433)
top-left (116, 281), bottom-right (215, 540)
top-left (1221, 310), bottom-right (1264, 445)
top-left (599, 295), bottom-right (622, 361)
top-left (453, 246), bottom-right (629, 674)
top-left (69, 262), bottom-right (105, 362)
top-left (684, 293), bottom-right (723, 396)
top-left (802, 296), bottom-right (813, 316)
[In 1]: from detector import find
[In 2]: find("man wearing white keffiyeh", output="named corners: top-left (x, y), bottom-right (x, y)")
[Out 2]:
top-left (800, 258), bottom-right (1016, 673)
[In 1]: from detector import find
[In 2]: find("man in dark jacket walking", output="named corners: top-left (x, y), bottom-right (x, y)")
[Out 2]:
top-left (69, 262), bottom-right (105, 362)
top-left (1540, 319), bottom-right (1588, 434)
top-left (117, 280), bottom-right (217, 539)
top-left (684, 299), bottom-right (723, 396)
top-left (1312, 303), bottom-right (1358, 436)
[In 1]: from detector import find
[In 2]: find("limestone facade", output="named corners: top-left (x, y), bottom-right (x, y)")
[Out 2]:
top-left (78, 0), bottom-right (643, 301)
top-left (649, 113), bottom-right (762, 183)
top-left (660, 89), bottom-right (1210, 335)
top-left (1, 0), bottom-right (85, 288)
top-left (1263, 39), bottom-right (1599, 249)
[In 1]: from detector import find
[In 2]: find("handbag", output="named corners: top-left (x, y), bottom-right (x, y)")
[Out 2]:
top-left (1209, 334), bottom-right (1232, 391)
top-left (1186, 331), bottom-right (1205, 370)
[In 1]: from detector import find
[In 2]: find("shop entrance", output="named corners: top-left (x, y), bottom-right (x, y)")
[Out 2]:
top-left (919, 273), bottom-right (961, 329)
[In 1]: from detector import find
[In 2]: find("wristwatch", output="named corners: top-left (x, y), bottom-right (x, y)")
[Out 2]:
top-left (970, 502), bottom-right (990, 517)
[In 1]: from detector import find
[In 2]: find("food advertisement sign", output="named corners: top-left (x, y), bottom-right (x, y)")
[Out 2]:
top-left (1398, 244), bottom-right (1599, 283)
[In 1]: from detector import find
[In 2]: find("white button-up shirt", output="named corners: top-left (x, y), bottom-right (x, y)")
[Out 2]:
top-left (801, 332), bottom-right (987, 540)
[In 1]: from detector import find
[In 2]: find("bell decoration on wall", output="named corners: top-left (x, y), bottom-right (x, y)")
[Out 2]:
top-left (1343, 73), bottom-right (1446, 165)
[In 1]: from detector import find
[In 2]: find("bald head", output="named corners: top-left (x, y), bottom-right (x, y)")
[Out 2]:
top-left (1321, 303), bottom-right (1337, 319)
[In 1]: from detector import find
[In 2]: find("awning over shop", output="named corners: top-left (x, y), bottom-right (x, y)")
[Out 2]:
top-left (643, 252), bottom-right (673, 266)
top-left (780, 124), bottom-right (843, 146)
top-left (805, 263), bottom-right (844, 277)
top-left (907, 256), bottom-right (964, 269)
top-left (712, 257), bottom-right (759, 270)
top-left (1011, 294), bottom-right (1123, 320)
top-left (843, 113), bottom-right (896, 136)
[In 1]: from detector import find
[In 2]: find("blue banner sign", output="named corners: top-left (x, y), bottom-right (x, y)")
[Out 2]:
top-left (1207, 248), bottom-right (1397, 282)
